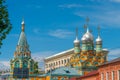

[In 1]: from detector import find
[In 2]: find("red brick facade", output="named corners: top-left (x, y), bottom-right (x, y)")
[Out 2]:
top-left (98, 57), bottom-right (120, 80)
top-left (70, 57), bottom-right (120, 80)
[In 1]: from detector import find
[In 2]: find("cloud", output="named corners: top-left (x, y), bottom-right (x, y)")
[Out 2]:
top-left (0, 61), bottom-right (10, 71)
top-left (49, 29), bottom-right (73, 38)
top-left (58, 4), bottom-right (83, 8)
top-left (0, 61), bottom-right (10, 67)
top-left (32, 51), bottom-right (56, 62)
top-left (32, 51), bottom-right (56, 70)
top-left (33, 28), bottom-right (41, 34)
top-left (108, 48), bottom-right (120, 60)
top-left (110, 0), bottom-right (120, 3)
top-left (74, 6), bottom-right (120, 27)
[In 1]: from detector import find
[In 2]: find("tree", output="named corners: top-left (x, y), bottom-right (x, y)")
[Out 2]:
top-left (34, 62), bottom-right (39, 74)
top-left (0, 0), bottom-right (12, 48)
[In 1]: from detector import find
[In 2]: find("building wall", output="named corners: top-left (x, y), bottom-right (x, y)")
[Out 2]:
top-left (79, 75), bottom-right (99, 80)
top-left (44, 49), bottom-right (74, 73)
top-left (98, 61), bottom-right (120, 80)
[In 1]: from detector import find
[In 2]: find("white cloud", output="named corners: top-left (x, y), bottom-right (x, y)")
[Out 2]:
top-left (74, 8), bottom-right (120, 27)
top-left (32, 51), bottom-right (56, 62)
top-left (0, 61), bottom-right (10, 67)
top-left (49, 29), bottom-right (73, 38)
top-left (0, 61), bottom-right (10, 71)
top-left (110, 0), bottom-right (120, 2)
top-left (33, 28), bottom-right (41, 34)
top-left (108, 48), bottom-right (120, 60)
top-left (58, 4), bottom-right (83, 8)
top-left (32, 51), bottom-right (57, 70)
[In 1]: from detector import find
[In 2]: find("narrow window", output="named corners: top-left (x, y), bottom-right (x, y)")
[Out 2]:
top-left (112, 71), bottom-right (114, 80)
top-left (101, 73), bottom-right (104, 80)
top-left (118, 70), bottom-right (120, 80)
top-left (106, 72), bottom-right (109, 80)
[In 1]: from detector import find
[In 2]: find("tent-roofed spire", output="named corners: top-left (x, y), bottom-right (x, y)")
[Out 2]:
top-left (16, 19), bottom-right (30, 54)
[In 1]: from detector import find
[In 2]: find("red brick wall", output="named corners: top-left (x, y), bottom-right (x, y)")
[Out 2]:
top-left (79, 75), bottom-right (99, 80)
top-left (98, 61), bottom-right (120, 80)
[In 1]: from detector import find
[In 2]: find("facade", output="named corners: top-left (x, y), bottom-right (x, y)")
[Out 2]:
top-left (45, 19), bottom-right (109, 75)
top-left (69, 23), bottom-right (108, 75)
top-left (76, 70), bottom-right (99, 80)
top-left (10, 19), bottom-right (38, 79)
top-left (98, 57), bottom-right (120, 80)
top-left (70, 57), bottom-right (120, 80)
top-left (44, 48), bottom-right (74, 73)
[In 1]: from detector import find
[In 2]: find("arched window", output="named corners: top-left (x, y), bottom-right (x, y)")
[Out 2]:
top-left (67, 59), bottom-right (69, 62)
top-left (23, 61), bottom-right (28, 68)
top-left (64, 59), bottom-right (66, 64)
top-left (56, 62), bottom-right (58, 66)
top-left (15, 61), bottom-right (19, 68)
top-left (62, 60), bottom-right (63, 64)
top-left (59, 61), bottom-right (60, 65)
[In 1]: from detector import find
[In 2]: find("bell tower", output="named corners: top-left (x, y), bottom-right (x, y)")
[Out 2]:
top-left (10, 19), bottom-right (37, 78)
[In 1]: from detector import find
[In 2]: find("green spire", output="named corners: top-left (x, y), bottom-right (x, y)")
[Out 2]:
top-left (16, 19), bottom-right (30, 55)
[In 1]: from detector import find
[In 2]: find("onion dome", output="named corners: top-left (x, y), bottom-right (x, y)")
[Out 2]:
top-left (81, 28), bottom-right (93, 41)
top-left (96, 35), bottom-right (102, 42)
top-left (74, 37), bottom-right (80, 43)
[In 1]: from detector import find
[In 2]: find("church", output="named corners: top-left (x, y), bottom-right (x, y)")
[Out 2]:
top-left (69, 23), bottom-right (108, 75)
top-left (45, 18), bottom-right (109, 76)
top-left (10, 19), bottom-right (38, 79)
top-left (8, 18), bottom-right (109, 80)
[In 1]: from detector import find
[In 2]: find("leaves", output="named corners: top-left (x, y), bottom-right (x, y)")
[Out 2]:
top-left (0, 0), bottom-right (12, 48)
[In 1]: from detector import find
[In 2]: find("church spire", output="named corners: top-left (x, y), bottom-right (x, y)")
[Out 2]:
top-left (21, 18), bottom-right (25, 32)
top-left (15, 18), bottom-right (30, 58)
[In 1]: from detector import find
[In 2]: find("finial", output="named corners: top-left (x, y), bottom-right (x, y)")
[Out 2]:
top-left (97, 25), bottom-right (100, 36)
top-left (86, 17), bottom-right (90, 33)
top-left (76, 27), bottom-right (78, 40)
top-left (86, 16), bottom-right (89, 26)
top-left (83, 24), bottom-right (87, 33)
top-left (21, 18), bottom-right (25, 32)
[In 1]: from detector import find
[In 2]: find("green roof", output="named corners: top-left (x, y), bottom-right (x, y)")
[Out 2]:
top-left (46, 67), bottom-right (81, 76)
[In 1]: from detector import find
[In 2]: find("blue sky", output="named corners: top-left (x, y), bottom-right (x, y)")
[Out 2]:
top-left (1, 0), bottom-right (120, 68)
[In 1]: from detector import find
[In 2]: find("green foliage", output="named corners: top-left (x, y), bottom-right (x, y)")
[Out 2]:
top-left (0, 0), bottom-right (12, 48)
top-left (34, 62), bottom-right (39, 74)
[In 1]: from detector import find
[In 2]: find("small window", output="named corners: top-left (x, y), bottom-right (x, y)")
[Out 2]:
top-left (64, 59), bottom-right (66, 64)
top-left (62, 60), bottom-right (63, 64)
top-left (59, 61), bottom-right (60, 65)
top-left (101, 73), bottom-right (104, 80)
top-left (112, 71), bottom-right (114, 80)
top-left (106, 72), bottom-right (109, 80)
top-left (118, 70), bottom-right (120, 80)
